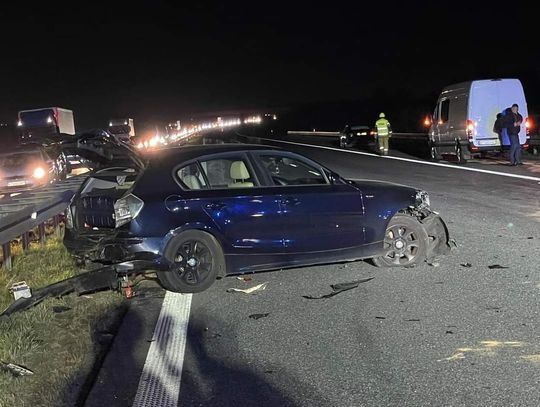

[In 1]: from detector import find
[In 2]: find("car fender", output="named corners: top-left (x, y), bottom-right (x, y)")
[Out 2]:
top-left (161, 222), bottom-right (227, 256)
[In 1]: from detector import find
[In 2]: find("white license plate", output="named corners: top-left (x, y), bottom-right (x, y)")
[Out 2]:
top-left (8, 180), bottom-right (27, 187)
top-left (477, 139), bottom-right (496, 146)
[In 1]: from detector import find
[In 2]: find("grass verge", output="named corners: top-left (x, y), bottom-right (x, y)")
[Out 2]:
top-left (0, 237), bottom-right (125, 407)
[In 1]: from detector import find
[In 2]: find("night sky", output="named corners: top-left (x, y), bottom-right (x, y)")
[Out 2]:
top-left (1, 2), bottom-right (538, 133)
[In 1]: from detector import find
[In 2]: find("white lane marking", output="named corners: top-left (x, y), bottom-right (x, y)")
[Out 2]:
top-left (264, 138), bottom-right (540, 183)
top-left (133, 292), bottom-right (192, 407)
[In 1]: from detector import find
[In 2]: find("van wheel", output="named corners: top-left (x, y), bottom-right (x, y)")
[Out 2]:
top-left (157, 230), bottom-right (225, 293)
top-left (455, 141), bottom-right (467, 164)
top-left (372, 214), bottom-right (428, 267)
top-left (429, 141), bottom-right (441, 161)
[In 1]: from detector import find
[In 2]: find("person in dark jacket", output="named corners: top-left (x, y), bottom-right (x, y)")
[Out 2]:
top-left (504, 104), bottom-right (523, 166)
top-left (493, 112), bottom-right (504, 146)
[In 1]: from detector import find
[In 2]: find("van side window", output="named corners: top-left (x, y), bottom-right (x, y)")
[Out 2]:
top-left (440, 99), bottom-right (450, 123)
top-left (433, 104), bottom-right (439, 122)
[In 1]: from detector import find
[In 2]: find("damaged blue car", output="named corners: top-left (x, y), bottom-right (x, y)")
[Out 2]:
top-left (64, 140), bottom-right (450, 293)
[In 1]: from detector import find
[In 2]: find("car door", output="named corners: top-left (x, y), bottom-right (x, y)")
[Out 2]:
top-left (430, 102), bottom-right (440, 148)
top-left (171, 153), bottom-right (285, 256)
top-left (253, 152), bottom-right (366, 255)
top-left (437, 98), bottom-right (451, 153)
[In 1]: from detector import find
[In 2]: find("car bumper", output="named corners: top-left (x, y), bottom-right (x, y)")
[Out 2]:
top-left (64, 229), bottom-right (170, 275)
top-left (0, 178), bottom-right (44, 193)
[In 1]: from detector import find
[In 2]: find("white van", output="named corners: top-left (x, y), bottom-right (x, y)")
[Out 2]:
top-left (429, 79), bottom-right (530, 163)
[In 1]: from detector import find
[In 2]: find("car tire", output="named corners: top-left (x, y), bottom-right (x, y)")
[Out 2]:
top-left (372, 214), bottom-right (428, 267)
top-left (455, 140), bottom-right (467, 164)
top-left (429, 141), bottom-right (441, 162)
top-left (157, 230), bottom-right (225, 293)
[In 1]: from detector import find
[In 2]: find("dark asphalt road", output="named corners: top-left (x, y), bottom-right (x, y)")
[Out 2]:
top-left (86, 132), bottom-right (540, 407)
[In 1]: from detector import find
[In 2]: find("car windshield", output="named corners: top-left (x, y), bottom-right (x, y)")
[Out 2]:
top-left (0, 152), bottom-right (42, 167)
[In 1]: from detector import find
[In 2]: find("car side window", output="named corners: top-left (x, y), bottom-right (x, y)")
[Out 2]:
top-left (199, 157), bottom-right (256, 189)
top-left (260, 155), bottom-right (328, 186)
top-left (176, 163), bottom-right (208, 190)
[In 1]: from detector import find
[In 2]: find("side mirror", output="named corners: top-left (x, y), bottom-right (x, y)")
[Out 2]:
top-left (325, 170), bottom-right (340, 184)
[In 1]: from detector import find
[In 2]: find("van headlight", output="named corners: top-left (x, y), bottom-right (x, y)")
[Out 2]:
top-left (415, 190), bottom-right (430, 208)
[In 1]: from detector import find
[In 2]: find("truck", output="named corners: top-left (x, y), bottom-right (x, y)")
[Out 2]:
top-left (428, 79), bottom-right (530, 163)
top-left (108, 118), bottom-right (135, 142)
top-left (18, 107), bottom-right (75, 145)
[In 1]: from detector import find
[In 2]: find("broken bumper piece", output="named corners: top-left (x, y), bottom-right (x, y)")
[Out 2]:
top-left (0, 255), bottom-right (172, 319)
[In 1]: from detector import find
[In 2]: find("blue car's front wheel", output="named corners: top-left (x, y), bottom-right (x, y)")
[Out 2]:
top-left (372, 214), bottom-right (428, 267)
top-left (157, 230), bottom-right (225, 293)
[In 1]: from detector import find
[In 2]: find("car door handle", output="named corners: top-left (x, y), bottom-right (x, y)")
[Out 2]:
top-left (280, 197), bottom-right (300, 206)
top-left (204, 202), bottom-right (227, 210)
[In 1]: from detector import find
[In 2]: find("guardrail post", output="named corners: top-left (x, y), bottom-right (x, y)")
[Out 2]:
top-left (53, 215), bottom-right (61, 238)
top-left (22, 232), bottom-right (30, 251)
top-left (38, 223), bottom-right (46, 245)
top-left (2, 243), bottom-right (12, 270)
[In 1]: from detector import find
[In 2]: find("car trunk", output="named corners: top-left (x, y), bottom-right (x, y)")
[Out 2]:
top-left (72, 167), bottom-right (141, 231)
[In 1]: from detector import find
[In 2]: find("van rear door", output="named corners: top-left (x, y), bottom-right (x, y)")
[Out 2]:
top-left (497, 79), bottom-right (528, 145)
top-left (468, 81), bottom-right (503, 149)
top-left (469, 79), bottom-right (528, 148)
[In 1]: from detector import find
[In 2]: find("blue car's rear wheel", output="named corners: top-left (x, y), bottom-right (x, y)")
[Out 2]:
top-left (157, 230), bottom-right (225, 293)
top-left (372, 214), bottom-right (428, 267)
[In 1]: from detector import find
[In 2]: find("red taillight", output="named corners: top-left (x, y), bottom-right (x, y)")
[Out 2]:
top-left (466, 120), bottom-right (475, 143)
top-left (423, 116), bottom-right (431, 127)
top-left (526, 117), bottom-right (532, 135)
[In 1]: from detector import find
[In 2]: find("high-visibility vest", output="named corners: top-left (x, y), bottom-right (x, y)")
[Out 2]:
top-left (375, 118), bottom-right (390, 136)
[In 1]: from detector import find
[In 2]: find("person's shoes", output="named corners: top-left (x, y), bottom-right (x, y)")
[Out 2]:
top-left (518, 162), bottom-right (524, 165)
top-left (509, 163), bottom-right (517, 166)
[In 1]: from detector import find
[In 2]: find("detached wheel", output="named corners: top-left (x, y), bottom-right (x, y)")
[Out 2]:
top-left (372, 214), bottom-right (428, 267)
top-left (157, 230), bottom-right (225, 293)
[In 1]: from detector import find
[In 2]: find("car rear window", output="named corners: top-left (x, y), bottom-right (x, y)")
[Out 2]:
top-left (0, 152), bottom-right (42, 167)
top-left (176, 157), bottom-right (256, 190)
top-left (176, 162), bottom-right (208, 190)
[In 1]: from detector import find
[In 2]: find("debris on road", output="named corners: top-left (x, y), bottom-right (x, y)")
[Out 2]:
top-left (488, 264), bottom-right (509, 269)
top-left (302, 277), bottom-right (374, 300)
top-left (0, 267), bottom-right (118, 319)
top-left (236, 276), bottom-right (253, 282)
top-left (446, 330), bottom-right (454, 334)
top-left (449, 238), bottom-right (458, 247)
top-left (226, 282), bottom-right (268, 294)
top-left (375, 316), bottom-right (386, 320)
top-left (9, 281), bottom-right (32, 301)
top-left (406, 319), bottom-right (421, 322)
top-left (249, 313), bottom-right (270, 320)
top-left (427, 261), bottom-right (440, 267)
top-left (52, 306), bottom-right (72, 314)
top-left (0, 361), bottom-right (34, 377)
top-left (527, 237), bottom-right (534, 239)
top-left (460, 263), bottom-right (472, 268)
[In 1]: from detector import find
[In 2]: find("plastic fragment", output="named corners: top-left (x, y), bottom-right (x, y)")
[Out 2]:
top-left (227, 282), bottom-right (267, 294)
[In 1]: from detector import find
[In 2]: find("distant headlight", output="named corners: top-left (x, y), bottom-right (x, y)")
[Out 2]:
top-left (33, 167), bottom-right (46, 179)
top-left (415, 190), bottom-right (430, 208)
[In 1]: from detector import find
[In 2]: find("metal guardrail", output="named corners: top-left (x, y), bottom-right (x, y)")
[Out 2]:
top-left (287, 130), bottom-right (428, 139)
top-left (287, 131), bottom-right (341, 137)
top-left (0, 176), bottom-right (86, 269)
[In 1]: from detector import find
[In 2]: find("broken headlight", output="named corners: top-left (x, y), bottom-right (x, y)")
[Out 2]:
top-left (415, 190), bottom-right (430, 208)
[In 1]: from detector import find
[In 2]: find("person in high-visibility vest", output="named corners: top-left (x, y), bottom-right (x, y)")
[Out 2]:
top-left (375, 112), bottom-right (392, 156)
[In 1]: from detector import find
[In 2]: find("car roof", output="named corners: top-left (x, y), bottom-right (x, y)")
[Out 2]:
top-left (145, 143), bottom-right (282, 165)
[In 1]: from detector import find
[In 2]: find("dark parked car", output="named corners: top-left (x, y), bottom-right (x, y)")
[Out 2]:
top-left (0, 146), bottom-right (67, 193)
top-left (340, 125), bottom-right (375, 148)
top-left (64, 143), bottom-right (450, 293)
